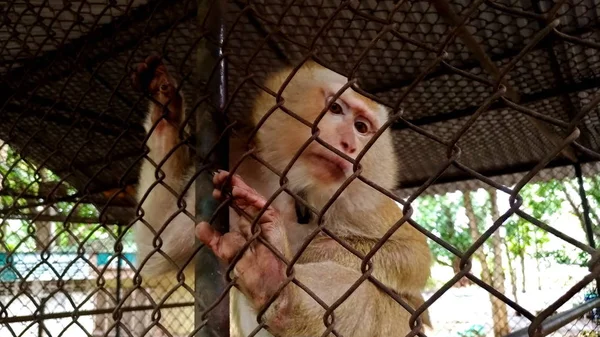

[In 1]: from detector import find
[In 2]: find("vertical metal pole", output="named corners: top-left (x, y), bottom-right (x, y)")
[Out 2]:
top-left (37, 299), bottom-right (45, 337)
top-left (115, 224), bottom-right (123, 337)
top-left (574, 163), bottom-right (596, 249)
top-left (195, 0), bottom-right (229, 336)
top-left (573, 163), bottom-right (599, 298)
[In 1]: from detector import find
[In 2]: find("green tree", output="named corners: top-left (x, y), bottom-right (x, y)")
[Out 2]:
top-left (464, 190), bottom-right (509, 337)
top-left (414, 192), bottom-right (472, 286)
top-left (0, 143), bottom-right (121, 254)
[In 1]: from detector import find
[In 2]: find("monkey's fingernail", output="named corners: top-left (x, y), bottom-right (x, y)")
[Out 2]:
top-left (210, 170), bottom-right (218, 177)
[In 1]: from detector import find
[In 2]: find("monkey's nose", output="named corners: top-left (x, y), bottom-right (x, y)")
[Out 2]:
top-left (341, 141), bottom-right (356, 154)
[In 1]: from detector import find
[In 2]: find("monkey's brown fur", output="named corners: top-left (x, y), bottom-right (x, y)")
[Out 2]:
top-left (209, 61), bottom-right (432, 336)
top-left (133, 57), bottom-right (432, 336)
top-left (133, 56), bottom-right (196, 276)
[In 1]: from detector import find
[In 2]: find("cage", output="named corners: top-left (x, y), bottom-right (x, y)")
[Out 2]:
top-left (0, 0), bottom-right (599, 337)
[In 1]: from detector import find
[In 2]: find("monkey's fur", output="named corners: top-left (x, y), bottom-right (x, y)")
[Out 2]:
top-left (133, 55), bottom-right (196, 276)
top-left (200, 61), bottom-right (433, 336)
top-left (133, 57), bottom-right (432, 337)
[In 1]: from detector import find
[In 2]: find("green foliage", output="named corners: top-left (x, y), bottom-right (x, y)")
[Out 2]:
top-left (413, 191), bottom-right (472, 268)
top-left (470, 189), bottom-right (491, 229)
top-left (504, 216), bottom-right (533, 259)
top-left (0, 143), bottom-right (133, 254)
top-left (0, 146), bottom-right (40, 194)
top-left (577, 175), bottom-right (600, 242)
top-left (579, 330), bottom-right (599, 337)
top-left (415, 171), bottom-right (599, 273)
top-left (523, 179), bottom-right (564, 222)
top-left (534, 249), bottom-right (588, 267)
top-left (503, 181), bottom-right (558, 265)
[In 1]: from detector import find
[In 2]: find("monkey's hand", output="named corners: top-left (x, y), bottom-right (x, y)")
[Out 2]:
top-left (196, 171), bottom-right (290, 310)
top-left (131, 55), bottom-right (183, 126)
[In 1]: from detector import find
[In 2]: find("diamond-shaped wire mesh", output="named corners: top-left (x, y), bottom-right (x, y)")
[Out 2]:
top-left (1, 0), bottom-right (599, 337)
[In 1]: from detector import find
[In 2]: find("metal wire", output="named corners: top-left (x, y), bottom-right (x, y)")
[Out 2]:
top-left (1, 1), bottom-right (600, 337)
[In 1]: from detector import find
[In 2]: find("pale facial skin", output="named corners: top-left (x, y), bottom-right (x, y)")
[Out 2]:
top-left (303, 93), bottom-right (382, 183)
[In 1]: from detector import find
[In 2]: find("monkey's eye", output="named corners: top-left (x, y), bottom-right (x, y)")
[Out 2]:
top-left (329, 102), bottom-right (343, 114)
top-left (354, 120), bottom-right (369, 134)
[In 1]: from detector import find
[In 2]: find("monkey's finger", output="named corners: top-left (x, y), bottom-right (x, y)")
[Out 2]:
top-left (212, 188), bottom-right (223, 201)
top-left (213, 170), bottom-right (256, 193)
top-left (196, 222), bottom-right (246, 263)
top-left (232, 204), bottom-right (263, 239)
top-left (230, 185), bottom-right (268, 213)
top-left (212, 170), bottom-right (261, 203)
top-left (212, 170), bottom-right (230, 187)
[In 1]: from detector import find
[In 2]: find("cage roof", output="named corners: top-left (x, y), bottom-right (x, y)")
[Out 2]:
top-left (1, 0), bottom-right (599, 221)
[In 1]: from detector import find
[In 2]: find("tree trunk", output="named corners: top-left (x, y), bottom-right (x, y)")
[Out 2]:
top-left (563, 180), bottom-right (600, 244)
top-left (464, 191), bottom-right (509, 337)
top-left (488, 189), bottom-right (510, 336)
top-left (534, 233), bottom-right (542, 290)
top-left (445, 204), bottom-right (470, 287)
top-left (503, 239), bottom-right (519, 303)
top-left (35, 172), bottom-right (55, 252)
top-left (520, 251), bottom-right (526, 292)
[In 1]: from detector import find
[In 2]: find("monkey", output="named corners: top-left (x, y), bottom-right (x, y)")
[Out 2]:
top-left (131, 55), bottom-right (197, 277)
top-left (131, 57), bottom-right (432, 336)
top-left (130, 56), bottom-right (302, 279)
top-left (196, 61), bottom-right (433, 337)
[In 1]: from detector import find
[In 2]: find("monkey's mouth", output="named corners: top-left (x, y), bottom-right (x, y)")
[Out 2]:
top-left (306, 152), bottom-right (352, 178)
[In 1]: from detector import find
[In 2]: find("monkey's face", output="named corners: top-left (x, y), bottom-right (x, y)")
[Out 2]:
top-left (301, 89), bottom-right (386, 185)
top-left (254, 64), bottom-right (398, 204)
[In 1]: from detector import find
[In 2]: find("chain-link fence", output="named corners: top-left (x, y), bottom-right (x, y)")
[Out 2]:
top-left (1, 0), bottom-right (599, 337)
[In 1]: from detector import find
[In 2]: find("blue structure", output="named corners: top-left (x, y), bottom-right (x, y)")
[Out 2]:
top-left (0, 252), bottom-right (136, 282)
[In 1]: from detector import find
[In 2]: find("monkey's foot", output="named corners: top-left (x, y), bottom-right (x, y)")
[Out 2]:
top-left (196, 171), bottom-right (290, 309)
top-left (132, 55), bottom-right (183, 125)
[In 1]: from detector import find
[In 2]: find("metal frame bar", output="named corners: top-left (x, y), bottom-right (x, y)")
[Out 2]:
top-left (194, 0), bottom-right (230, 336)
top-left (504, 298), bottom-right (600, 337)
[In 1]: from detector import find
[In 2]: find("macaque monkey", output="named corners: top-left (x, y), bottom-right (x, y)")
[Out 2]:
top-left (131, 56), bottom-right (432, 336)
top-left (132, 55), bottom-right (197, 276)
top-left (196, 61), bottom-right (433, 337)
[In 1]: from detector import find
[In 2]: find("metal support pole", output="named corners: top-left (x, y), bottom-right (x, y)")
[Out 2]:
top-left (195, 0), bottom-right (230, 336)
top-left (574, 162), bottom-right (599, 298)
top-left (503, 298), bottom-right (600, 337)
top-left (37, 300), bottom-right (45, 337)
top-left (115, 223), bottom-right (123, 337)
top-left (574, 163), bottom-right (596, 249)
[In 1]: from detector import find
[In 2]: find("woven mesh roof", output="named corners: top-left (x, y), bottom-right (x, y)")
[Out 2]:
top-left (1, 0), bottom-right (599, 209)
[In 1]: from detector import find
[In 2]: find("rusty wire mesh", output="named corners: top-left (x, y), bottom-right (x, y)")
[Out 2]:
top-left (1, 0), bottom-right (600, 337)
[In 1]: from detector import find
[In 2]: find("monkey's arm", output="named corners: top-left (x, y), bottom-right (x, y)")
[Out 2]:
top-left (305, 232), bottom-right (431, 294)
top-left (262, 261), bottom-right (411, 337)
top-left (292, 235), bottom-right (432, 331)
top-left (196, 172), bottom-right (421, 336)
top-left (260, 233), bottom-right (431, 336)
top-left (133, 56), bottom-right (195, 276)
